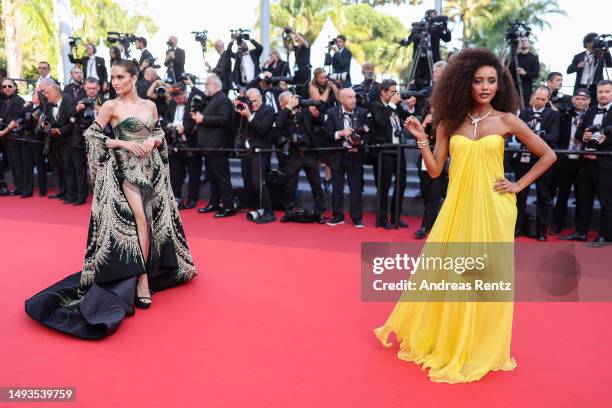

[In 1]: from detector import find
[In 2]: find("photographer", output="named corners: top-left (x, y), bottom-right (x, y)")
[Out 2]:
top-left (353, 62), bottom-right (381, 111)
top-left (138, 67), bottom-right (169, 118)
top-left (135, 37), bottom-right (155, 72)
top-left (63, 66), bottom-right (86, 101)
top-left (551, 88), bottom-right (590, 234)
top-left (402, 9), bottom-right (451, 89)
top-left (330, 35), bottom-right (352, 87)
top-left (567, 33), bottom-right (612, 105)
top-left (162, 83), bottom-right (199, 210)
top-left (370, 79), bottom-right (410, 229)
top-left (207, 39), bottom-right (233, 94)
top-left (191, 74), bottom-right (235, 217)
top-left (508, 36), bottom-right (540, 108)
top-left (516, 86), bottom-right (560, 240)
top-left (230, 34), bottom-right (263, 88)
top-left (291, 30), bottom-right (311, 97)
top-left (21, 92), bottom-right (47, 197)
top-left (324, 88), bottom-right (369, 228)
top-left (234, 88), bottom-right (276, 223)
top-left (247, 71), bottom-right (283, 113)
top-left (546, 72), bottom-right (572, 112)
top-left (262, 49), bottom-right (289, 77)
top-left (560, 80), bottom-right (612, 245)
top-left (0, 78), bottom-right (26, 196)
top-left (68, 42), bottom-right (108, 91)
top-left (274, 91), bottom-right (326, 220)
top-left (35, 61), bottom-right (57, 91)
top-left (42, 85), bottom-right (77, 204)
top-left (164, 36), bottom-right (186, 83)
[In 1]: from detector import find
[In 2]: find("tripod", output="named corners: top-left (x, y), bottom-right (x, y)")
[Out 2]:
top-left (508, 42), bottom-right (525, 110)
top-left (406, 30), bottom-right (435, 90)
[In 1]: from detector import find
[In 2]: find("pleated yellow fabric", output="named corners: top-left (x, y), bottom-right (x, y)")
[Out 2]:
top-left (374, 134), bottom-right (517, 383)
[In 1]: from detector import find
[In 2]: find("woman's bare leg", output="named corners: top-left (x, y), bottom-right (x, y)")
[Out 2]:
top-left (122, 181), bottom-right (151, 304)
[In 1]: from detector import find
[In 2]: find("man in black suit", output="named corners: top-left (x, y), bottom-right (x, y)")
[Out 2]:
top-left (551, 88), bottom-right (590, 234)
top-left (247, 71), bottom-right (282, 114)
top-left (191, 74), bottom-right (235, 217)
top-left (331, 35), bottom-right (352, 87)
top-left (234, 88), bottom-right (276, 223)
top-left (516, 86), bottom-right (560, 240)
top-left (0, 78), bottom-right (26, 196)
top-left (63, 66), bottom-right (86, 101)
top-left (68, 42), bottom-right (108, 91)
top-left (370, 79), bottom-right (410, 229)
top-left (164, 36), bottom-right (186, 83)
top-left (136, 37), bottom-right (155, 72)
top-left (508, 37), bottom-right (540, 108)
top-left (43, 85), bottom-right (77, 204)
top-left (324, 88), bottom-right (369, 227)
top-left (231, 38), bottom-right (264, 88)
top-left (567, 33), bottom-right (612, 105)
top-left (207, 39), bottom-right (233, 94)
top-left (561, 80), bottom-right (612, 245)
top-left (35, 61), bottom-right (58, 91)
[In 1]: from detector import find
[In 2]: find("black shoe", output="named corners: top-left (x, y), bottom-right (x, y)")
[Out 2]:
top-left (72, 198), bottom-right (87, 206)
top-left (134, 296), bottom-right (152, 309)
top-left (9, 189), bottom-right (23, 196)
top-left (396, 219), bottom-right (409, 228)
top-left (414, 227), bottom-right (429, 239)
top-left (214, 209), bottom-right (237, 218)
top-left (592, 236), bottom-right (605, 243)
top-left (353, 220), bottom-right (364, 229)
top-left (0, 188), bottom-right (9, 196)
top-left (326, 215), bottom-right (344, 226)
top-left (184, 199), bottom-right (197, 209)
top-left (20, 193), bottom-right (33, 198)
top-left (379, 220), bottom-right (395, 230)
top-left (537, 234), bottom-right (547, 242)
top-left (549, 225), bottom-right (562, 235)
top-left (63, 197), bottom-right (77, 204)
top-left (198, 204), bottom-right (220, 214)
top-left (48, 193), bottom-right (66, 199)
top-left (559, 232), bottom-right (587, 242)
top-left (586, 240), bottom-right (611, 248)
top-left (255, 213), bottom-right (276, 224)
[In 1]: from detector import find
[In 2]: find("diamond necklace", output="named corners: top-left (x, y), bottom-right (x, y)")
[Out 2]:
top-left (466, 107), bottom-right (493, 140)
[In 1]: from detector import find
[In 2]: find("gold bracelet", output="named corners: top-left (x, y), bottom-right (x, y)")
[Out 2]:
top-left (417, 140), bottom-right (429, 149)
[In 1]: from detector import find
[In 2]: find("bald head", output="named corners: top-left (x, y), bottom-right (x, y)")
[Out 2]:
top-left (214, 39), bottom-right (225, 54)
top-left (144, 67), bottom-right (157, 81)
top-left (246, 88), bottom-right (262, 110)
top-left (339, 88), bottom-right (356, 111)
top-left (168, 36), bottom-right (178, 47)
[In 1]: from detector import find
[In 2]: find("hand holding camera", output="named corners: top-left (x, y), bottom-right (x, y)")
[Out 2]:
top-left (287, 96), bottom-right (300, 110)
top-left (390, 91), bottom-right (402, 106)
top-left (191, 112), bottom-right (204, 124)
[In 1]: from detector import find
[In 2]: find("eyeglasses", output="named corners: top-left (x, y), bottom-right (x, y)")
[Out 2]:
top-left (2, 85), bottom-right (14, 89)
top-left (38, 67), bottom-right (48, 70)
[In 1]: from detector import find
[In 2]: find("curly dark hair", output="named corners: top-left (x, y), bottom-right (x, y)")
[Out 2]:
top-left (430, 48), bottom-right (519, 135)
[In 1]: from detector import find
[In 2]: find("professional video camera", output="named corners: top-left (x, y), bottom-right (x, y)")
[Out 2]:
top-left (235, 96), bottom-right (252, 112)
top-left (106, 32), bottom-right (137, 57)
top-left (593, 34), bottom-right (612, 58)
top-left (282, 27), bottom-right (294, 42)
top-left (505, 21), bottom-right (531, 46)
top-left (190, 93), bottom-right (208, 114)
top-left (399, 13), bottom-right (449, 46)
top-left (191, 30), bottom-right (208, 50)
top-left (584, 124), bottom-right (612, 150)
top-left (550, 91), bottom-right (573, 115)
top-left (327, 72), bottom-right (348, 82)
top-left (230, 29), bottom-right (251, 43)
top-left (68, 36), bottom-right (81, 48)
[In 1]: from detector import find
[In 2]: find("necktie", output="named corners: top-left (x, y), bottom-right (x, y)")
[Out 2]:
top-left (597, 108), bottom-right (608, 115)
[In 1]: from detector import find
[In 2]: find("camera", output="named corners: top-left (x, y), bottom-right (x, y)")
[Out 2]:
top-left (192, 30), bottom-right (208, 46)
top-left (230, 29), bottom-right (251, 43)
top-left (505, 21), bottom-right (531, 46)
top-left (348, 126), bottom-right (369, 147)
top-left (282, 27), bottom-right (293, 41)
top-left (79, 98), bottom-right (97, 125)
top-left (38, 114), bottom-right (54, 156)
top-left (328, 39), bottom-right (336, 47)
top-left (327, 72), bottom-right (348, 82)
top-left (68, 36), bottom-right (81, 48)
top-left (156, 85), bottom-right (167, 97)
top-left (258, 73), bottom-right (294, 85)
top-left (190, 93), bottom-right (208, 113)
top-left (235, 96), bottom-right (252, 111)
top-left (400, 90), bottom-right (429, 99)
top-left (585, 124), bottom-right (612, 150)
top-left (298, 98), bottom-right (322, 109)
top-left (106, 32), bottom-right (136, 46)
top-left (400, 14), bottom-right (448, 46)
top-left (550, 91), bottom-right (573, 115)
top-left (593, 34), bottom-right (612, 58)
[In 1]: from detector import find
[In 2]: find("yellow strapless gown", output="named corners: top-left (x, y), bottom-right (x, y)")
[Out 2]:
top-left (374, 134), bottom-right (517, 383)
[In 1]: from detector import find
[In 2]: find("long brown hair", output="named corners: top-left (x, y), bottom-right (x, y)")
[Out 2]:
top-left (430, 48), bottom-right (519, 134)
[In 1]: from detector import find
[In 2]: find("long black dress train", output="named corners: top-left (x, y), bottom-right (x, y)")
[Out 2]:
top-left (25, 116), bottom-right (197, 339)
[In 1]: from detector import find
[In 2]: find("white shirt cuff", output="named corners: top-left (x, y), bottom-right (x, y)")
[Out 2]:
top-left (387, 102), bottom-right (397, 110)
top-left (335, 131), bottom-right (342, 140)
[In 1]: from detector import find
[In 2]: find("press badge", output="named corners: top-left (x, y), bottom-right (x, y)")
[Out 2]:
top-left (520, 152), bottom-right (531, 163)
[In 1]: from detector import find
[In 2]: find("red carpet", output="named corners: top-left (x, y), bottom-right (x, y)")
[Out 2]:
top-left (1, 195), bottom-right (610, 407)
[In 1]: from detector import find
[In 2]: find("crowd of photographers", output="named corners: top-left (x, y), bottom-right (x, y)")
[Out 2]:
top-left (0, 15), bottom-right (611, 244)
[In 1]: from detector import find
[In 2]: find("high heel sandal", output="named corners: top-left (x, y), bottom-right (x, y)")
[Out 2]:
top-left (135, 290), bottom-right (152, 309)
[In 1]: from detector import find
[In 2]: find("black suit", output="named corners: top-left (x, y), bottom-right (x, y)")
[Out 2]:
top-left (63, 83), bottom-right (86, 101)
top-left (44, 96), bottom-right (82, 200)
top-left (246, 79), bottom-right (282, 113)
top-left (515, 107), bottom-right (560, 235)
top-left (294, 45), bottom-right (311, 97)
top-left (68, 54), bottom-right (108, 87)
top-left (166, 47), bottom-right (185, 81)
top-left (567, 50), bottom-right (612, 103)
top-left (508, 52), bottom-right (540, 108)
top-left (0, 94), bottom-right (26, 192)
top-left (139, 49), bottom-right (155, 67)
top-left (263, 60), bottom-right (289, 77)
top-left (231, 40), bottom-right (264, 87)
top-left (195, 90), bottom-right (234, 209)
top-left (213, 49), bottom-right (233, 94)
top-left (238, 105), bottom-right (275, 212)
top-left (325, 106), bottom-right (369, 222)
top-left (332, 47), bottom-right (352, 86)
top-left (573, 105), bottom-right (612, 240)
top-left (21, 105), bottom-right (47, 195)
top-left (370, 100), bottom-right (409, 224)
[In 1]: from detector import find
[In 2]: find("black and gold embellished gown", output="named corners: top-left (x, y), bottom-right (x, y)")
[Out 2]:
top-left (25, 116), bottom-right (197, 339)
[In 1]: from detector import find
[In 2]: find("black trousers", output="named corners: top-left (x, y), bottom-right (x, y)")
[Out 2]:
top-left (204, 154), bottom-right (233, 208)
top-left (48, 143), bottom-right (66, 195)
top-left (22, 140), bottom-right (47, 195)
top-left (373, 151), bottom-right (407, 223)
top-left (515, 158), bottom-right (554, 235)
top-left (5, 141), bottom-right (25, 192)
top-left (284, 151), bottom-right (325, 212)
top-left (60, 145), bottom-right (88, 200)
top-left (552, 156), bottom-right (580, 228)
top-left (241, 152), bottom-right (272, 212)
top-left (418, 163), bottom-right (446, 230)
top-left (331, 153), bottom-right (363, 222)
top-left (169, 154), bottom-right (202, 203)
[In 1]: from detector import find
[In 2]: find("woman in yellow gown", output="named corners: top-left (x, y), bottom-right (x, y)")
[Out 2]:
top-left (374, 48), bottom-right (557, 383)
